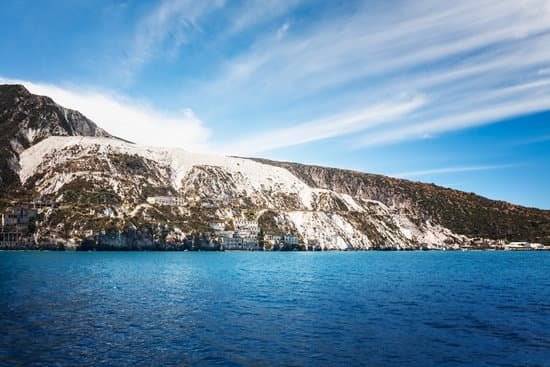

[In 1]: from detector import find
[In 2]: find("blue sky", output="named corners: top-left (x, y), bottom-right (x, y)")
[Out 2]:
top-left (1, 0), bottom-right (549, 208)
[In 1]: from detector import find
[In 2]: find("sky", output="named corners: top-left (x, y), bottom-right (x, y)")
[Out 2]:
top-left (0, 0), bottom-right (549, 208)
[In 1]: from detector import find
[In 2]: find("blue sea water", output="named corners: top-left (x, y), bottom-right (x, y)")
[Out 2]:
top-left (0, 251), bottom-right (548, 367)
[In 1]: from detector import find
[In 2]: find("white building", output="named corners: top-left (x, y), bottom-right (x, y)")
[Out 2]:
top-left (283, 235), bottom-right (299, 246)
top-left (234, 219), bottom-right (260, 239)
top-left (221, 236), bottom-right (260, 250)
top-left (216, 230), bottom-right (235, 238)
top-left (1, 207), bottom-right (37, 230)
top-left (504, 242), bottom-right (530, 250)
top-left (264, 234), bottom-right (282, 246)
top-left (220, 236), bottom-right (243, 249)
top-left (242, 237), bottom-right (260, 247)
top-left (234, 219), bottom-right (259, 232)
top-left (504, 242), bottom-right (545, 250)
top-left (146, 196), bottom-right (186, 206)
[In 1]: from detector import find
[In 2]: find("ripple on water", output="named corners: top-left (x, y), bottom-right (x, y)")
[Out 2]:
top-left (0, 251), bottom-right (549, 367)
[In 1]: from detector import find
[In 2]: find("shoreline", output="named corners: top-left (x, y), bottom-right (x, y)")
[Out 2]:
top-left (1, 248), bottom-right (549, 252)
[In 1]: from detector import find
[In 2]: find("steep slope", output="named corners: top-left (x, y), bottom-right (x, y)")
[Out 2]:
top-left (16, 136), bottom-right (470, 249)
top-left (0, 84), bottom-right (112, 190)
top-left (249, 158), bottom-right (550, 244)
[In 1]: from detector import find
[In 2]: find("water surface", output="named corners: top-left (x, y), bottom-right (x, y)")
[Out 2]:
top-left (1, 251), bottom-right (548, 366)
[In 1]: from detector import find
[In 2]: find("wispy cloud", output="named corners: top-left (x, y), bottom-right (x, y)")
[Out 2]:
top-left (512, 134), bottom-right (550, 146)
top-left (203, 1), bottom-right (550, 92)
top-left (1, 77), bottom-right (212, 152)
top-left (358, 95), bottom-right (550, 147)
top-left (225, 0), bottom-right (300, 36)
top-left (220, 96), bottom-right (425, 154)
top-left (121, 0), bottom-right (224, 82)
top-left (195, 0), bottom-right (550, 151)
top-left (391, 164), bottom-right (518, 179)
top-left (6, 0), bottom-right (549, 157)
top-left (119, 0), bottom-right (301, 83)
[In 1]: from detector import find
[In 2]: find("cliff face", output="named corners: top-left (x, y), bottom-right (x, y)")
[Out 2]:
top-left (0, 84), bottom-right (112, 188)
top-left (1, 84), bottom-right (548, 250)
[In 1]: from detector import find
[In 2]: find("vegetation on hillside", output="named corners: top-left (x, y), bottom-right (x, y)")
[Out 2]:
top-left (251, 158), bottom-right (550, 244)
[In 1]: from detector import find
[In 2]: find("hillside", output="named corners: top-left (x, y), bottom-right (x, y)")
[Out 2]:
top-left (250, 158), bottom-right (550, 244)
top-left (0, 84), bottom-right (548, 250)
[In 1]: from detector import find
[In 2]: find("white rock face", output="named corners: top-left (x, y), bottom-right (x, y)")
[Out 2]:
top-left (18, 136), bottom-right (468, 249)
top-left (285, 211), bottom-right (370, 250)
top-left (20, 136), bottom-right (308, 191)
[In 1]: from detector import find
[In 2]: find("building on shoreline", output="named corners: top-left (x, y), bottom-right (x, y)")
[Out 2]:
top-left (1, 207), bottom-right (37, 232)
top-left (219, 236), bottom-right (261, 250)
top-left (206, 219), bottom-right (262, 250)
top-left (0, 206), bottom-right (38, 248)
top-left (283, 235), bottom-right (299, 246)
top-left (504, 242), bottom-right (546, 251)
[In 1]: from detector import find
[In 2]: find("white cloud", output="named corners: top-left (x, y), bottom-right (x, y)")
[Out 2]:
top-left (121, 0), bottom-right (225, 81)
top-left (487, 79), bottom-right (550, 99)
top-left (391, 164), bottom-right (518, 178)
top-left (220, 96), bottom-right (425, 154)
top-left (357, 94), bottom-right (550, 148)
top-left (203, 0), bottom-right (550, 94)
top-left (513, 134), bottom-right (550, 146)
top-left (120, 0), bottom-right (298, 82)
top-left (196, 0), bottom-right (550, 151)
top-left (6, 1), bottom-right (550, 157)
top-left (226, 0), bottom-right (300, 36)
top-left (0, 77), bottom-right (212, 152)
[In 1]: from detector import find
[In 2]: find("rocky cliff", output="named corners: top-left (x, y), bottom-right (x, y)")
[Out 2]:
top-left (0, 84), bottom-right (112, 189)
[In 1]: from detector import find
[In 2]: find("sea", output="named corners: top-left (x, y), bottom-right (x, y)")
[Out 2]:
top-left (1, 251), bottom-right (548, 366)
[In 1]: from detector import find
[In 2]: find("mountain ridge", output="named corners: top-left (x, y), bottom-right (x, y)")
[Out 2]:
top-left (0, 84), bottom-right (113, 189)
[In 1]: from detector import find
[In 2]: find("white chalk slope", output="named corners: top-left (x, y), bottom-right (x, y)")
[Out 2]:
top-left (19, 136), bottom-right (467, 249)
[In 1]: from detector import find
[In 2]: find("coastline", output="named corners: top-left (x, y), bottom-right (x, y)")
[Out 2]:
top-left (2, 247), bottom-right (549, 252)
